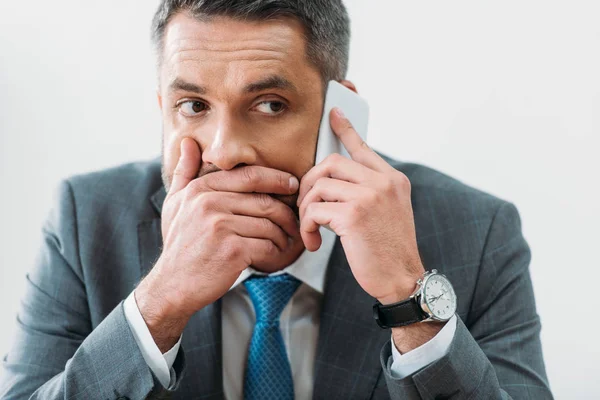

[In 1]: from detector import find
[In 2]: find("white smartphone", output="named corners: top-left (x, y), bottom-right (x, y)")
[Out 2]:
top-left (314, 80), bottom-right (370, 165)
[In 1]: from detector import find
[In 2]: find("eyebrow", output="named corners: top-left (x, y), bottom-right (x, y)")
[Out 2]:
top-left (168, 75), bottom-right (297, 96)
top-left (243, 75), bottom-right (297, 94)
top-left (169, 78), bottom-right (206, 94)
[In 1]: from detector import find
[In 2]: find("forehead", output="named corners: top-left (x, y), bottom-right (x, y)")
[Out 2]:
top-left (160, 13), bottom-right (318, 90)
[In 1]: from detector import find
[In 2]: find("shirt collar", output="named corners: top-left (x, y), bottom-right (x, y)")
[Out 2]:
top-left (229, 227), bottom-right (337, 294)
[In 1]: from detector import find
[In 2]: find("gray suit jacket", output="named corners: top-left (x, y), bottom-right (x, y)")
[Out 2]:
top-left (0, 156), bottom-right (552, 400)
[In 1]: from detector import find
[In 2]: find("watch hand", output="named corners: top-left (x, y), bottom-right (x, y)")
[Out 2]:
top-left (431, 293), bottom-right (444, 303)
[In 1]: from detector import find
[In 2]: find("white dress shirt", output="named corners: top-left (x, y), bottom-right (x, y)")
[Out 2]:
top-left (124, 227), bottom-right (457, 399)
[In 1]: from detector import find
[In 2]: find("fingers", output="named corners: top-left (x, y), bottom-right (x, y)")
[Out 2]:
top-left (297, 153), bottom-right (375, 206)
top-left (241, 237), bottom-right (284, 269)
top-left (193, 165), bottom-right (300, 196)
top-left (298, 178), bottom-right (357, 220)
top-left (170, 138), bottom-right (201, 194)
top-left (228, 215), bottom-right (289, 251)
top-left (300, 202), bottom-right (345, 251)
top-left (330, 108), bottom-right (390, 172)
top-left (203, 192), bottom-right (299, 237)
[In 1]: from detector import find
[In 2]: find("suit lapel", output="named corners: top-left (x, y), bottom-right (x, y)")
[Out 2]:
top-left (138, 187), bottom-right (224, 399)
top-left (313, 238), bottom-right (390, 399)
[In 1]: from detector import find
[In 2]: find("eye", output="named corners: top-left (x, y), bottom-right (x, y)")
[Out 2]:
top-left (178, 100), bottom-right (208, 117)
top-left (254, 101), bottom-right (287, 115)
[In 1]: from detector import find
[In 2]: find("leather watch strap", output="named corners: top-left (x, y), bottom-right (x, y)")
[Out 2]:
top-left (373, 298), bottom-right (427, 329)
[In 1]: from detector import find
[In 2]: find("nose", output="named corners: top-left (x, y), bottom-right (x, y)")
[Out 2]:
top-left (200, 114), bottom-right (257, 171)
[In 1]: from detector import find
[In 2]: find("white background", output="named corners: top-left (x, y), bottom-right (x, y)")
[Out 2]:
top-left (1, 1), bottom-right (598, 398)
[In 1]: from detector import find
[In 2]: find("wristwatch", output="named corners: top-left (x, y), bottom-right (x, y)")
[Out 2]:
top-left (373, 269), bottom-right (457, 329)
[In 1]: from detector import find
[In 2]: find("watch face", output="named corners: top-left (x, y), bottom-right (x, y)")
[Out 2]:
top-left (423, 274), bottom-right (457, 320)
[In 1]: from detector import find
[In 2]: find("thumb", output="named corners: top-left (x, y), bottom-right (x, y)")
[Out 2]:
top-left (169, 137), bottom-right (201, 194)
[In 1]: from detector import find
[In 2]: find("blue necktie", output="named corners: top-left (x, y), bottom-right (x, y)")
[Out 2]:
top-left (243, 273), bottom-right (301, 400)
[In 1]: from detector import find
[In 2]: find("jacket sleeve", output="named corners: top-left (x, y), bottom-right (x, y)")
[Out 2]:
top-left (380, 202), bottom-right (553, 399)
top-left (0, 180), bottom-right (185, 400)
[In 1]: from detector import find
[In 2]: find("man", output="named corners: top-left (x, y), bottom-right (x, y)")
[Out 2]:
top-left (0, 0), bottom-right (552, 399)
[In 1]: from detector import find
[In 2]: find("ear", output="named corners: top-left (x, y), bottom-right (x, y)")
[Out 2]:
top-left (156, 91), bottom-right (163, 110)
top-left (339, 79), bottom-right (358, 94)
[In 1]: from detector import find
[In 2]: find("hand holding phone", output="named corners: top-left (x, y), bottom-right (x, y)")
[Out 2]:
top-left (314, 80), bottom-right (370, 165)
top-left (311, 81), bottom-right (369, 232)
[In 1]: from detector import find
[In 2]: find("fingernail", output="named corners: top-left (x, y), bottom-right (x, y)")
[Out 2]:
top-left (289, 176), bottom-right (299, 192)
top-left (334, 107), bottom-right (345, 118)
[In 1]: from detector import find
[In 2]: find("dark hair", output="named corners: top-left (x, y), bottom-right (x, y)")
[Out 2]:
top-left (151, 0), bottom-right (351, 82)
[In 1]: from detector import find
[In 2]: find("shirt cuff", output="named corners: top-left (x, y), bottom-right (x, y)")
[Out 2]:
top-left (389, 314), bottom-right (457, 379)
top-left (123, 290), bottom-right (182, 388)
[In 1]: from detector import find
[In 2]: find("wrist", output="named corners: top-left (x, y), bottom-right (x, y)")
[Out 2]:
top-left (391, 321), bottom-right (445, 354)
top-left (377, 290), bottom-right (413, 306)
top-left (379, 268), bottom-right (455, 353)
top-left (376, 270), bottom-right (424, 305)
top-left (135, 271), bottom-right (192, 353)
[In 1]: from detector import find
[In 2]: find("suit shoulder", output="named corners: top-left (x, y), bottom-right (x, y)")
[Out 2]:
top-left (381, 154), bottom-right (509, 213)
top-left (63, 157), bottom-right (163, 218)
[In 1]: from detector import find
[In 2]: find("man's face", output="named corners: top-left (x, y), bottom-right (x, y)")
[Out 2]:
top-left (158, 13), bottom-right (325, 210)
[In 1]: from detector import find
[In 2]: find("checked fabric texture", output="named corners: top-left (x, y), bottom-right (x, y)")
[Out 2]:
top-left (243, 273), bottom-right (301, 400)
top-left (0, 157), bottom-right (552, 399)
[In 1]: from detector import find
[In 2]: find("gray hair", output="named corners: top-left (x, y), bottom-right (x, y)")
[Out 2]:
top-left (151, 0), bottom-right (351, 82)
